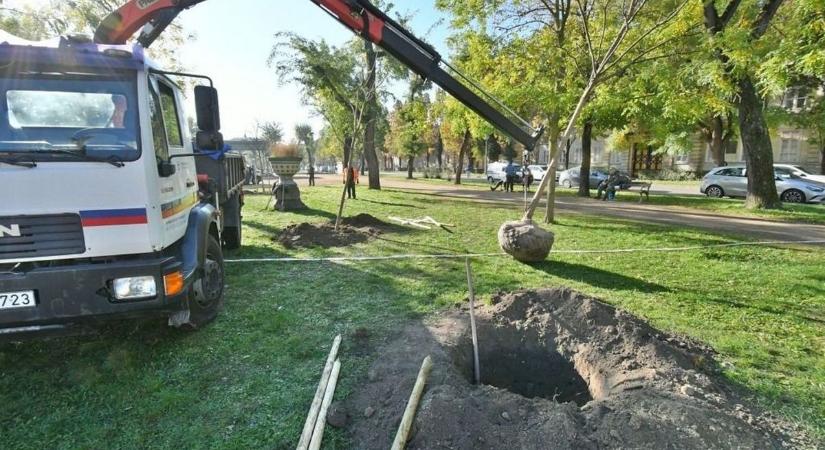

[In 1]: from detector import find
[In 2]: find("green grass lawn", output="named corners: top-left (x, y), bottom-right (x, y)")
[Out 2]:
top-left (1, 186), bottom-right (823, 448)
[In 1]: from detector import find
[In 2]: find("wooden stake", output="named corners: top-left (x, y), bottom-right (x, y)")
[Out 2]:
top-left (297, 335), bottom-right (342, 450)
top-left (391, 356), bottom-right (433, 450)
top-left (464, 258), bottom-right (481, 385)
top-left (308, 359), bottom-right (342, 450)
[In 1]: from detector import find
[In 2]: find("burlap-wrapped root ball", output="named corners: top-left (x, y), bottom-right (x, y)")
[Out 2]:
top-left (498, 219), bottom-right (554, 262)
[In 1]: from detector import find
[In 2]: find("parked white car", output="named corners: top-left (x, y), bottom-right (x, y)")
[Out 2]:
top-left (701, 165), bottom-right (825, 203)
top-left (486, 161), bottom-right (523, 183)
top-left (527, 165), bottom-right (548, 181)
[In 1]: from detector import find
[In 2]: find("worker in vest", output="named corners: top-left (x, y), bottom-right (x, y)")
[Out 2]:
top-left (343, 165), bottom-right (359, 199)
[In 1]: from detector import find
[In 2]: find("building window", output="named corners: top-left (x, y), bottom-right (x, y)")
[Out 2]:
top-left (592, 141), bottom-right (603, 162)
top-left (782, 87), bottom-right (809, 111)
top-left (609, 151), bottom-right (623, 167)
top-left (779, 138), bottom-right (801, 162)
top-left (675, 152), bottom-right (689, 164)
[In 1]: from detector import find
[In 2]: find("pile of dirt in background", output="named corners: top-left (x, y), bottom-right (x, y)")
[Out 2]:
top-left (337, 288), bottom-right (810, 449)
top-left (276, 214), bottom-right (393, 249)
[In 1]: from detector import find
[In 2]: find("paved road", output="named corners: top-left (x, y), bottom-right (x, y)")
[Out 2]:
top-left (307, 174), bottom-right (825, 244)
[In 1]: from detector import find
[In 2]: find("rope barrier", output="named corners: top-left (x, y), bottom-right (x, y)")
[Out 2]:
top-left (225, 239), bottom-right (825, 264)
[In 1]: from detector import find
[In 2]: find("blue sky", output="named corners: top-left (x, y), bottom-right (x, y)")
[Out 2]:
top-left (174, 0), bottom-right (451, 140)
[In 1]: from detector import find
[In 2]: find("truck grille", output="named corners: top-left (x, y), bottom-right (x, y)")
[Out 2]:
top-left (0, 214), bottom-right (85, 260)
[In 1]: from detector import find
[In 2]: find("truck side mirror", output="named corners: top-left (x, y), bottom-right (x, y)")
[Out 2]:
top-left (158, 160), bottom-right (177, 177)
top-left (195, 85), bottom-right (221, 132)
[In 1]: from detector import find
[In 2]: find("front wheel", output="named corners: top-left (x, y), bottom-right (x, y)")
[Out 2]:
top-left (562, 179), bottom-right (572, 188)
top-left (781, 189), bottom-right (806, 203)
top-left (705, 185), bottom-right (724, 198)
top-left (187, 235), bottom-right (225, 329)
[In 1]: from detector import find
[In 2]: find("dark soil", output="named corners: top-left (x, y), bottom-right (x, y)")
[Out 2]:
top-left (276, 214), bottom-right (394, 249)
top-left (338, 288), bottom-right (812, 449)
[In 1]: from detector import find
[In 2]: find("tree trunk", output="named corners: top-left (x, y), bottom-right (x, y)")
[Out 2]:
top-left (710, 115), bottom-right (726, 167)
top-left (407, 156), bottom-right (414, 179)
top-left (363, 40), bottom-right (381, 189)
top-left (437, 132), bottom-right (444, 170)
top-left (820, 145), bottom-right (825, 175)
top-left (578, 120), bottom-right (593, 197)
top-left (737, 76), bottom-right (781, 209)
top-left (335, 136), bottom-right (354, 230)
top-left (564, 139), bottom-right (572, 170)
top-left (544, 123), bottom-right (561, 223)
top-left (454, 130), bottom-right (471, 185)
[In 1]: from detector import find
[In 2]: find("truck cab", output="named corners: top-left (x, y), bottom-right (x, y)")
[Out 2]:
top-left (0, 33), bottom-right (240, 338)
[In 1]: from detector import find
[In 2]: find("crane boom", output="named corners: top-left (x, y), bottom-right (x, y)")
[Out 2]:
top-left (94, 0), bottom-right (543, 150)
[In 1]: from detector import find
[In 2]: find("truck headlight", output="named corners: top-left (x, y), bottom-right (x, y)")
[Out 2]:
top-left (112, 276), bottom-right (157, 300)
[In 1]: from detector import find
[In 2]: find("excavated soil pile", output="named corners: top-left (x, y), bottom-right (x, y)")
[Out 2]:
top-left (276, 214), bottom-right (392, 249)
top-left (340, 288), bottom-right (807, 449)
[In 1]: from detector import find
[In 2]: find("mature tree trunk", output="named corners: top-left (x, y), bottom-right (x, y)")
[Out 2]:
top-left (820, 146), bottom-right (825, 175)
top-left (407, 156), bottom-right (414, 179)
top-left (363, 40), bottom-right (381, 189)
top-left (343, 135), bottom-right (353, 167)
top-left (578, 120), bottom-right (593, 197)
top-left (564, 139), bottom-right (572, 170)
top-left (738, 77), bottom-right (781, 209)
top-left (454, 130), bottom-right (472, 185)
top-left (709, 115), bottom-right (726, 167)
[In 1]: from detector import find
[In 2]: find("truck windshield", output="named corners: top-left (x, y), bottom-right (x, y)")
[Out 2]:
top-left (0, 74), bottom-right (140, 162)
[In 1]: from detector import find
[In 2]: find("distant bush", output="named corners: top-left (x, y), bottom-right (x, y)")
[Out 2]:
top-left (423, 167), bottom-right (450, 179)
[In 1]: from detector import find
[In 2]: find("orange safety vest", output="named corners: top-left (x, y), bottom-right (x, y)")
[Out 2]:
top-left (343, 166), bottom-right (359, 184)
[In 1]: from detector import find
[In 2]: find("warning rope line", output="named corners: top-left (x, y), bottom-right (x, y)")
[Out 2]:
top-left (224, 239), bottom-right (825, 264)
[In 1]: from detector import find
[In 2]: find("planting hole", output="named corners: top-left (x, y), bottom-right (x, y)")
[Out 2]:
top-left (452, 323), bottom-right (593, 406)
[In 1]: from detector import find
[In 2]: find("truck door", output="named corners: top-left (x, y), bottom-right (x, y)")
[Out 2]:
top-left (148, 76), bottom-right (198, 248)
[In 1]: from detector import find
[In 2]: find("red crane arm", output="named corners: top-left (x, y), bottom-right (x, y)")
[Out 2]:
top-left (94, 0), bottom-right (206, 47)
top-left (94, 0), bottom-right (543, 150)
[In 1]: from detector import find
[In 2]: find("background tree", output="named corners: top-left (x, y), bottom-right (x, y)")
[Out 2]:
top-left (259, 121), bottom-right (283, 147)
top-left (701, 0), bottom-right (786, 209)
top-left (295, 123), bottom-right (317, 173)
top-left (387, 78), bottom-right (432, 179)
top-left (438, 0), bottom-right (692, 221)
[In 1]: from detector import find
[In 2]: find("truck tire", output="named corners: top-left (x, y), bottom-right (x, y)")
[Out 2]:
top-left (187, 235), bottom-right (225, 328)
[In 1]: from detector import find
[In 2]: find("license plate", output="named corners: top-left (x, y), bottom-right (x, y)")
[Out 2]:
top-left (0, 291), bottom-right (36, 310)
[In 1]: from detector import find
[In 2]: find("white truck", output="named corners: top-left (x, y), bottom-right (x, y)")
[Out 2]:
top-left (0, 33), bottom-right (244, 337)
top-left (0, 0), bottom-right (544, 339)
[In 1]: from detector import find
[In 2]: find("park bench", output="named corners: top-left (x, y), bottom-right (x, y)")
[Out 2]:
top-left (626, 181), bottom-right (652, 202)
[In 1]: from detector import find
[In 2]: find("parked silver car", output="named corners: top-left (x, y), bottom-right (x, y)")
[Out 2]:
top-left (774, 164), bottom-right (825, 184)
top-left (558, 166), bottom-right (608, 188)
top-left (701, 165), bottom-right (825, 203)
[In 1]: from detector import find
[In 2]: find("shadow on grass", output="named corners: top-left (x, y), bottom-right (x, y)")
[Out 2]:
top-left (698, 294), bottom-right (825, 325)
top-left (358, 198), bottom-right (423, 209)
top-left (532, 260), bottom-right (671, 293)
top-left (245, 220), bottom-right (283, 237)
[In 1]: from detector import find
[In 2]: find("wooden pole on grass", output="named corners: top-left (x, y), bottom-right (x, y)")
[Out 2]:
top-left (464, 258), bottom-right (481, 385)
top-left (297, 335), bottom-right (342, 450)
top-left (391, 356), bottom-right (433, 450)
top-left (308, 359), bottom-right (342, 450)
